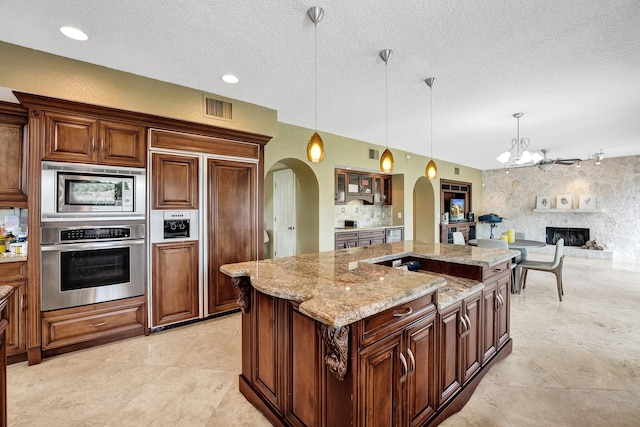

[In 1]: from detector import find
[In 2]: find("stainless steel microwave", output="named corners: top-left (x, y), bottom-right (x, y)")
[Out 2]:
top-left (41, 161), bottom-right (146, 221)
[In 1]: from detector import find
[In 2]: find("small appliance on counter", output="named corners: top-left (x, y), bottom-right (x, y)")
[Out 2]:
top-left (344, 220), bottom-right (358, 228)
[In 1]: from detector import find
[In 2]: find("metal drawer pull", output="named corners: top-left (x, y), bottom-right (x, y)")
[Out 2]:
top-left (399, 352), bottom-right (408, 382)
top-left (407, 348), bottom-right (416, 378)
top-left (493, 267), bottom-right (504, 272)
top-left (90, 321), bottom-right (108, 327)
top-left (392, 307), bottom-right (413, 317)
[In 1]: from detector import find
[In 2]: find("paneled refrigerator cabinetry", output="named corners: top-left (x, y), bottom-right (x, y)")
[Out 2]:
top-left (148, 130), bottom-right (263, 328)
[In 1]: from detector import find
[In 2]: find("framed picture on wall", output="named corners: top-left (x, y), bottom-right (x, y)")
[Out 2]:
top-left (579, 194), bottom-right (596, 209)
top-left (536, 196), bottom-right (550, 209)
top-left (556, 195), bottom-right (573, 209)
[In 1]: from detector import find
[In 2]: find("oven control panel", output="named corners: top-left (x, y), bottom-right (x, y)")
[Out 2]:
top-left (60, 227), bottom-right (131, 241)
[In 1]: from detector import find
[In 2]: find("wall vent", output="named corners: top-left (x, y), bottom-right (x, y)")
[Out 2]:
top-left (204, 96), bottom-right (233, 120)
top-left (454, 167), bottom-right (460, 175)
top-left (369, 149), bottom-right (379, 160)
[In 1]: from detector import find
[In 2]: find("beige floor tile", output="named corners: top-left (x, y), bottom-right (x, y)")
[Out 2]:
top-left (7, 256), bottom-right (640, 426)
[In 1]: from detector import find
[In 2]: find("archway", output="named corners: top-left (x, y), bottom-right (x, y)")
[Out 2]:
top-left (413, 176), bottom-right (437, 242)
top-left (264, 158), bottom-right (320, 258)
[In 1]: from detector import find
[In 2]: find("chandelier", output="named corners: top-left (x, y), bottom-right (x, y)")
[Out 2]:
top-left (496, 112), bottom-right (543, 165)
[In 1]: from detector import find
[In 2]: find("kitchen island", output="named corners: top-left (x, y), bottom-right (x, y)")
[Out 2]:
top-left (221, 241), bottom-right (519, 426)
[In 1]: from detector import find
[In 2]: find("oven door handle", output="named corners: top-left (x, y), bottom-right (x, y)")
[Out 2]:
top-left (40, 239), bottom-right (145, 251)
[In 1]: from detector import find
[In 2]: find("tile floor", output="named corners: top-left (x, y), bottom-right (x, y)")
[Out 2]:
top-left (7, 256), bottom-right (640, 426)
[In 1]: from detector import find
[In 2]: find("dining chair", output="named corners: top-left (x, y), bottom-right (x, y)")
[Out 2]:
top-left (452, 231), bottom-right (465, 245)
top-left (477, 238), bottom-right (518, 291)
top-left (517, 238), bottom-right (565, 301)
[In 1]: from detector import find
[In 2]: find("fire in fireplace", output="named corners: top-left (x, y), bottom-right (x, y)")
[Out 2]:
top-left (546, 227), bottom-right (590, 247)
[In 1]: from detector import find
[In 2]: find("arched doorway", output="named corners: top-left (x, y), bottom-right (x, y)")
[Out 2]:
top-left (264, 159), bottom-right (320, 258)
top-left (413, 176), bottom-right (437, 242)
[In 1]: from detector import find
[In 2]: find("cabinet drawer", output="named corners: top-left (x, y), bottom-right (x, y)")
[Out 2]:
top-left (483, 261), bottom-right (510, 281)
top-left (359, 293), bottom-right (436, 346)
top-left (335, 231), bottom-right (358, 241)
top-left (42, 297), bottom-right (146, 350)
top-left (357, 230), bottom-right (385, 239)
top-left (0, 261), bottom-right (27, 281)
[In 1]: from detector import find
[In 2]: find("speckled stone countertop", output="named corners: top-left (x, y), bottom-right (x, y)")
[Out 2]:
top-left (334, 225), bottom-right (404, 232)
top-left (0, 253), bottom-right (28, 263)
top-left (221, 241), bottom-right (518, 328)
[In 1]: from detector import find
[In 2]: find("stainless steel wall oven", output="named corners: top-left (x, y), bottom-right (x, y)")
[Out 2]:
top-left (40, 221), bottom-right (145, 311)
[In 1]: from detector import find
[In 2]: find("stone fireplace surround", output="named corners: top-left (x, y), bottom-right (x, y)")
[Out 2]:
top-left (481, 155), bottom-right (640, 261)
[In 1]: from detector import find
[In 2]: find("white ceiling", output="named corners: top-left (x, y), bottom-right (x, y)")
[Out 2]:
top-left (1, 0), bottom-right (639, 170)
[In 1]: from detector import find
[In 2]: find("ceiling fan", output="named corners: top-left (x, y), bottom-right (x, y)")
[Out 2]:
top-left (535, 149), bottom-right (582, 171)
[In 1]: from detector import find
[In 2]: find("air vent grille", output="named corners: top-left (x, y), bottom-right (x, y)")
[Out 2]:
top-left (369, 149), bottom-right (379, 160)
top-left (204, 97), bottom-right (232, 119)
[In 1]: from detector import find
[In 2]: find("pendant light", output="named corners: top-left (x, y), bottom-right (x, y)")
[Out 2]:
top-left (379, 49), bottom-right (395, 173)
top-left (425, 77), bottom-right (438, 180)
top-left (306, 6), bottom-right (325, 163)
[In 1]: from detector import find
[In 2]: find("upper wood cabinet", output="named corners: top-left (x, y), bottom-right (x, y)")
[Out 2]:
top-left (42, 111), bottom-right (146, 167)
top-left (335, 168), bottom-right (392, 205)
top-left (151, 152), bottom-right (199, 210)
top-left (0, 102), bottom-right (28, 208)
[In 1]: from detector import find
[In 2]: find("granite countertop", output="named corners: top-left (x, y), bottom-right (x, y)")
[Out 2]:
top-left (221, 241), bottom-right (518, 328)
top-left (0, 253), bottom-right (28, 263)
top-left (335, 225), bottom-right (404, 232)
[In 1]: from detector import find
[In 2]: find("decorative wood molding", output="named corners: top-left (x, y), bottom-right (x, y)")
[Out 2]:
top-left (317, 324), bottom-right (350, 381)
top-left (231, 276), bottom-right (252, 314)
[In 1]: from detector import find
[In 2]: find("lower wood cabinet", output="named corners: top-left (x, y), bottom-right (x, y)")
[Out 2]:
top-left (335, 231), bottom-right (358, 249)
top-left (234, 262), bottom-right (511, 427)
top-left (0, 286), bottom-right (15, 426)
top-left (41, 296), bottom-right (146, 351)
top-left (0, 261), bottom-right (28, 360)
top-left (151, 241), bottom-right (200, 327)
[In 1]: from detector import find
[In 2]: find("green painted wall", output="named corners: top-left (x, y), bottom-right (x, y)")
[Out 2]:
top-left (0, 41), bottom-right (484, 253)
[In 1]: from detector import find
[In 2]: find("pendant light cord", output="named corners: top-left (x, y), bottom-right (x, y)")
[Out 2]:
top-left (430, 85), bottom-right (433, 159)
top-left (385, 58), bottom-right (388, 149)
top-left (314, 21), bottom-right (318, 132)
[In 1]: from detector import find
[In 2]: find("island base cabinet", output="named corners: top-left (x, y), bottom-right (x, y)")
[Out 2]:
top-left (238, 284), bottom-right (510, 427)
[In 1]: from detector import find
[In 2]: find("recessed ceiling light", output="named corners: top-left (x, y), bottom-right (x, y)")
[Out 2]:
top-left (221, 74), bottom-right (239, 84)
top-left (60, 26), bottom-right (88, 41)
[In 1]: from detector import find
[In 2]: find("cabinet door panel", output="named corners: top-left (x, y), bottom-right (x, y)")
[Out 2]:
top-left (0, 115), bottom-right (28, 206)
top-left (43, 111), bottom-right (98, 163)
top-left (99, 120), bottom-right (146, 167)
top-left (407, 313), bottom-right (437, 426)
top-left (253, 292), bottom-right (282, 409)
top-left (151, 241), bottom-right (199, 326)
top-left (438, 305), bottom-right (462, 405)
top-left (481, 283), bottom-right (498, 364)
top-left (497, 275), bottom-right (511, 349)
top-left (207, 159), bottom-right (257, 314)
top-left (359, 333), bottom-right (403, 427)
top-left (462, 293), bottom-right (482, 383)
top-left (151, 152), bottom-right (199, 209)
top-left (5, 281), bottom-right (26, 356)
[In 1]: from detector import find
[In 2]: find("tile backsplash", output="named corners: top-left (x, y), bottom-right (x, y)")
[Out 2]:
top-left (334, 200), bottom-right (392, 228)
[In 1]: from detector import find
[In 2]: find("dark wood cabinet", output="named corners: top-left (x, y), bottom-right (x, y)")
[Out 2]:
top-left (151, 241), bottom-right (199, 326)
top-left (481, 264), bottom-right (511, 364)
top-left (41, 296), bottom-right (146, 351)
top-left (151, 152), bottom-right (199, 210)
top-left (0, 286), bottom-right (15, 427)
top-left (441, 222), bottom-right (476, 244)
top-left (335, 169), bottom-right (392, 205)
top-left (0, 102), bottom-right (28, 208)
top-left (0, 262), bottom-right (27, 361)
top-left (461, 292), bottom-right (482, 384)
top-left (207, 159), bottom-right (257, 315)
top-left (437, 303), bottom-right (463, 405)
top-left (358, 229), bottom-right (386, 247)
top-left (335, 231), bottom-right (358, 249)
top-left (42, 111), bottom-right (146, 167)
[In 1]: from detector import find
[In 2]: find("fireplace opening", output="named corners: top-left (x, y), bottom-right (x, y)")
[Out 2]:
top-left (546, 227), bottom-right (590, 247)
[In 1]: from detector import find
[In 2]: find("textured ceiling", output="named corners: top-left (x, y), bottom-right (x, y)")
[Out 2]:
top-left (1, 0), bottom-right (639, 170)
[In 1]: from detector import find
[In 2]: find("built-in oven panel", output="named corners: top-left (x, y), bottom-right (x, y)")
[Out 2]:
top-left (40, 221), bottom-right (146, 311)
